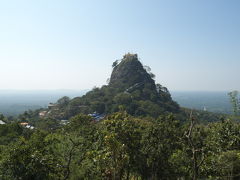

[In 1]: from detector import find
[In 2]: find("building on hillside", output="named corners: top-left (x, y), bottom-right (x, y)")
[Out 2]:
top-left (60, 120), bottom-right (69, 125)
top-left (123, 53), bottom-right (138, 59)
top-left (20, 122), bottom-right (34, 129)
top-left (39, 111), bottom-right (48, 117)
top-left (78, 105), bottom-right (88, 108)
top-left (20, 122), bottom-right (29, 126)
top-left (88, 112), bottom-right (105, 122)
top-left (0, 120), bottom-right (6, 125)
top-left (26, 125), bottom-right (34, 129)
top-left (48, 103), bottom-right (57, 109)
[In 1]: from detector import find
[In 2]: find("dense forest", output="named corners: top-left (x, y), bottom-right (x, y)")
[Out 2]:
top-left (0, 54), bottom-right (240, 179)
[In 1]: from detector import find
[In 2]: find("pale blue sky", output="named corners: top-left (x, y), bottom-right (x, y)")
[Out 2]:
top-left (0, 0), bottom-right (239, 91)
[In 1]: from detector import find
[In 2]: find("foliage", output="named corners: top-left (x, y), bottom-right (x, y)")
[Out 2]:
top-left (228, 91), bottom-right (240, 115)
top-left (1, 111), bottom-right (240, 179)
top-left (1, 54), bottom-right (240, 179)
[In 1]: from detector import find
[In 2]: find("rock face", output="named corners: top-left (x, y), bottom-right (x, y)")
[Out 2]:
top-left (109, 53), bottom-right (155, 91)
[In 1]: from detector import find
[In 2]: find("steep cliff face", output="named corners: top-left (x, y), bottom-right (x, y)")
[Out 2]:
top-left (109, 54), bottom-right (156, 92)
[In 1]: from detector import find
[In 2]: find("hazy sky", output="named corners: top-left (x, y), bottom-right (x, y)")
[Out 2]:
top-left (0, 0), bottom-right (239, 91)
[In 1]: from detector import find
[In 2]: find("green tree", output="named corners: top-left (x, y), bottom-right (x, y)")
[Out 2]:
top-left (183, 112), bottom-right (207, 180)
top-left (95, 112), bottom-right (143, 180)
top-left (203, 119), bottom-right (240, 179)
top-left (141, 114), bottom-right (181, 179)
top-left (112, 60), bottom-right (119, 68)
top-left (0, 131), bottom-right (64, 180)
top-left (57, 96), bottom-right (71, 107)
top-left (228, 91), bottom-right (239, 115)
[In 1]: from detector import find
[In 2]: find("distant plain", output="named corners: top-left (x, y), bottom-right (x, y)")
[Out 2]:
top-left (0, 90), bottom-right (232, 116)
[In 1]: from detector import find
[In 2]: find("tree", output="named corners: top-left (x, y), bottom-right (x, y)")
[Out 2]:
top-left (184, 111), bottom-right (206, 180)
top-left (112, 60), bottom-right (119, 68)
top-left (141, 114), bottom-right (181, 179)
top-left (0, 131), bottom-right (64, 180)
top-left (203, 119), bottom-right (240, 178)
top-left (95, 112), bottom-right (142, 180)
top-left (228, 91), bottom-right (239, 116)
top-left (57, 96), bottom-right (71, 107)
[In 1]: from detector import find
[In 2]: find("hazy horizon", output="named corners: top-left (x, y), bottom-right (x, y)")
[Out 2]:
top-left (0, 89), bottom-right (232, 116)
top-left (0, 89), bottom-right (232, 92)
top-left (1, 0), bottom-right (240, 91)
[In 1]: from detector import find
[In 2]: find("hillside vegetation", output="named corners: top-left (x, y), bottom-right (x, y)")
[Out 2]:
top-left (1, 54), bottom-right (240, 179)
top-left (20, 54), bottom-right (180, 123)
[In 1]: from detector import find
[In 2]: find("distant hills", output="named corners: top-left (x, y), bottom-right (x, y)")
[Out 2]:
top-left (171, 91), bottom-right (232, 114)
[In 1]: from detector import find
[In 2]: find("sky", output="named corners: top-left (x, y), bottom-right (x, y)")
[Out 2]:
top-left (0, 0), bottom-right (239, 91)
